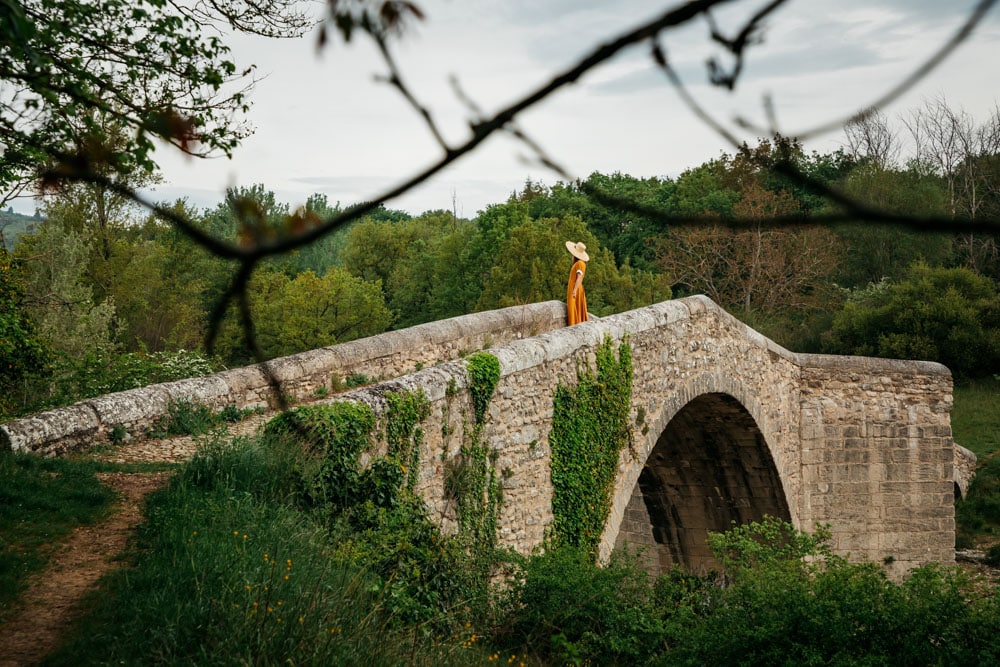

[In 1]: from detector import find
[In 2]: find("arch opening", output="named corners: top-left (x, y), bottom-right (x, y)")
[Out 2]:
top-left (614, 392), bottom-right (791, 575)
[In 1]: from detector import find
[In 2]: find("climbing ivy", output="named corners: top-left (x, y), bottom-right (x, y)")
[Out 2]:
top-left (466, 352), bottom-right (501, 425)
top-left (549, 336), bottom-right (633, 556)
top-left (262, 377), bottom-right (506, 625)
top-left (445, 352), bottom-right (504, 550)
top-left (384, 389), bottom-right (431, 492)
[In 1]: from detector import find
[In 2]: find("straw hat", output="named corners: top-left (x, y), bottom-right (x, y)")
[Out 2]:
top-left (565, 241), bottom-right (590, 262)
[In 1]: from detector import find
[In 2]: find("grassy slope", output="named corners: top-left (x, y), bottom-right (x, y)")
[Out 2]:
top-left (952, 379), bottom-right (1000, 548)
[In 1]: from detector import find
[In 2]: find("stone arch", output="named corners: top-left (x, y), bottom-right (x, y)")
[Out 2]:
top-left (608, 390), bottom-right (793, 575)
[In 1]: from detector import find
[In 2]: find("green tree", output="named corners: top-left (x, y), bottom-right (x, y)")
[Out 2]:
top-left (833, 163), bottom-right (952, 287)
top-left (0, 248), bottom-right (50, 418)
top-left (476, 215), bottom-right (669, 316)
top-left (14, 221), bottom-right (117, 361)
top-left (672, 159), bottom-right (739, 217)
top-left (822, 263), bottom-right (1000, 377)
top-left (387, 220), bottom-right (480, 328)
top-left (0, 0), bottom-right (310, 200)
top-left (523, 172), bottom-right (676, 270)
top-left (109, 238), bottom-right (207, 353)
top-left (286, 193), bottom-right (348, 276)
top-left (214, 267), bottom-right (392, 364)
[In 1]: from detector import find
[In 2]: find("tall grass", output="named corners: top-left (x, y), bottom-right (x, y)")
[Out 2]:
top-left (0, 453), bottom-right (115, 612)
top-left (954, 379), bottom-right (1000, 547)
top-left (46, 434), bottom-right (489, 666)
top-left (952, 379), bottom-right (1000, 458)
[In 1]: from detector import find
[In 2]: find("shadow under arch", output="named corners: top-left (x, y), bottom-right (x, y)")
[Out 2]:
top-left (614, 392), bottom-right (792, 575)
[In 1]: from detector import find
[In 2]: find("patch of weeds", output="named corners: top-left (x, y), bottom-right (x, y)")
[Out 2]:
top-left (149, 399), bottom-right (217, 438)
top-left (312, 384), bottom-right (329, 399)
top-left (110, 424), bottom-right (129, 446)
top-left (345, 372), bottom-right (371, 388)
top-left (218, 404), bottom-right (244, 424)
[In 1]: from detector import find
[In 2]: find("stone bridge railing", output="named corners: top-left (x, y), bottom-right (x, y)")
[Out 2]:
top-left (1, 301), bottom-right (565, 456)
top-left (2, 297), bottom-right (978, 577)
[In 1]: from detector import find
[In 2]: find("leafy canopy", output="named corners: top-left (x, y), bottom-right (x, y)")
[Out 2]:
top-left (0, 0), bottom-right (310, 197)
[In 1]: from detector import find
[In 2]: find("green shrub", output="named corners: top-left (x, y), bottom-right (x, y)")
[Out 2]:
top-left (47, 436), bottom-right (479, 666)
top-left (822, 264), bottom-right (1000, 377)
top-left (148, 399), bottom-right (217, 438)
top-left (666, 518), bottom-right (1000, 666)
top-left (497, 544), bottom-right (668, 666)
top-left (957, 454), bottom-right (1000, 542)
top-left (263, 402), bottom-right (374, 510)
top-left (49, 349), bottom-right (219, 409)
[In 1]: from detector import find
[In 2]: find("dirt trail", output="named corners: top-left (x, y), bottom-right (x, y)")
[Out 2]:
top-left (0, 472), bottom-right (169, 667)
top-left (0, 415), bottom-right (269, 666)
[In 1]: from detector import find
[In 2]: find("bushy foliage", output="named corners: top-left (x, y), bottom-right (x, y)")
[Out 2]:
top-left (44, 349), bottom-right (220, 410)
top-left (214, 266), bottom-right (392, 365)
top-left (0, 249), bottom-right (49, 418)
top-left (549, 337), bottom-right (633, 553)
top-left (956, 453), bottom-right (1000, 544)
top-left (822, 263), bottom-right (1000, 377)
top-left (264, 402), bottom-right (375, 510)
top-left (668, 517), bottom-right (1000, 666)
top-left (48, 436), bottom-right (479, 666)
top-left (265, 394), bottom-right (488, 628)
top-left (497, 545), bottom-right (668, 666)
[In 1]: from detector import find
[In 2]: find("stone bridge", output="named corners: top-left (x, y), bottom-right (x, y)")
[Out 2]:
top-left (2, 297), bottom-right (976, 578)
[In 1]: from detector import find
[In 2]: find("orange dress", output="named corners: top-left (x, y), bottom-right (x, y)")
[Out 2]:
top-left (566, 259), bottom-right (588, 325)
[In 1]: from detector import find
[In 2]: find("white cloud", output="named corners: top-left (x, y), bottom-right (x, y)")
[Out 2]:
top-left (138, 0), bottom-right (1000, 219)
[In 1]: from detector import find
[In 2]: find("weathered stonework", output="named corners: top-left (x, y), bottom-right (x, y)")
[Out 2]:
top-left (0, 301), bottom-right (565, 456)
top-left (0, 296), bottom-right (972, 576)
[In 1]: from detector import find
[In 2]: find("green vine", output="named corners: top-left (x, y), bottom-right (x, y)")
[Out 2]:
top-left (549, 336), bottom-right (633, 556)
top-left (384, 389), bottom-right (431, 492)
top-left (466, 352), bottom-right (501, 425)
top-left (444, 352), bottom-right (504, 556)
top-left (264, 402), bottom-right (374, 510)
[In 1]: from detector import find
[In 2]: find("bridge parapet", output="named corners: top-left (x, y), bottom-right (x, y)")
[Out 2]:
top-left (1, 296), bottom-right (970, 576)
top-left (1, 301), bottom-right (565, 456)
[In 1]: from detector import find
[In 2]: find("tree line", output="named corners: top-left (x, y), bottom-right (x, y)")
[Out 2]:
top-left (1, 97), bottom-right (999, 420)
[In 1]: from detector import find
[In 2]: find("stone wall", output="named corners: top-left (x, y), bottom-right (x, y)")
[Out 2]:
top-left (796, 354), bottom-right (957, 578)
top-left (0, 301), bottom-right (566, 457)
top-left (1, 295), bottom-right (972, 575)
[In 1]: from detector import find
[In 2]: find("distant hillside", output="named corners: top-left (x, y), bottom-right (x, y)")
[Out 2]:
top-left (0, 208), bottom-right (40, 249)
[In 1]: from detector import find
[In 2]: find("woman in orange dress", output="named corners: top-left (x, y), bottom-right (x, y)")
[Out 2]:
top-left (565, 241), bottom-right (589, 325)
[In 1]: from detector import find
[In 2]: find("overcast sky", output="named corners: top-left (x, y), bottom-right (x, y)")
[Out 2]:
top-left (121, 1), bottom-right (1000, 218)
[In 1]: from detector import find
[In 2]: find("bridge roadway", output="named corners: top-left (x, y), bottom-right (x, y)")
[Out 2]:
top-left (2, 297), bottom-right (976, 577)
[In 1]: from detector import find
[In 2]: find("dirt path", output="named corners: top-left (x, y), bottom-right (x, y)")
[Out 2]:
top-left (0, 472), bottom-right (170, 667)
top-left (0, 414), bottom-right (270, 666)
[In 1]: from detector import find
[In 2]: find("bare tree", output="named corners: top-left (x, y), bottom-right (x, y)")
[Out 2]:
top-left (905, 96), bottom-right (1000, 272)
top-left (845, 110), bottom-right (900, 170)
